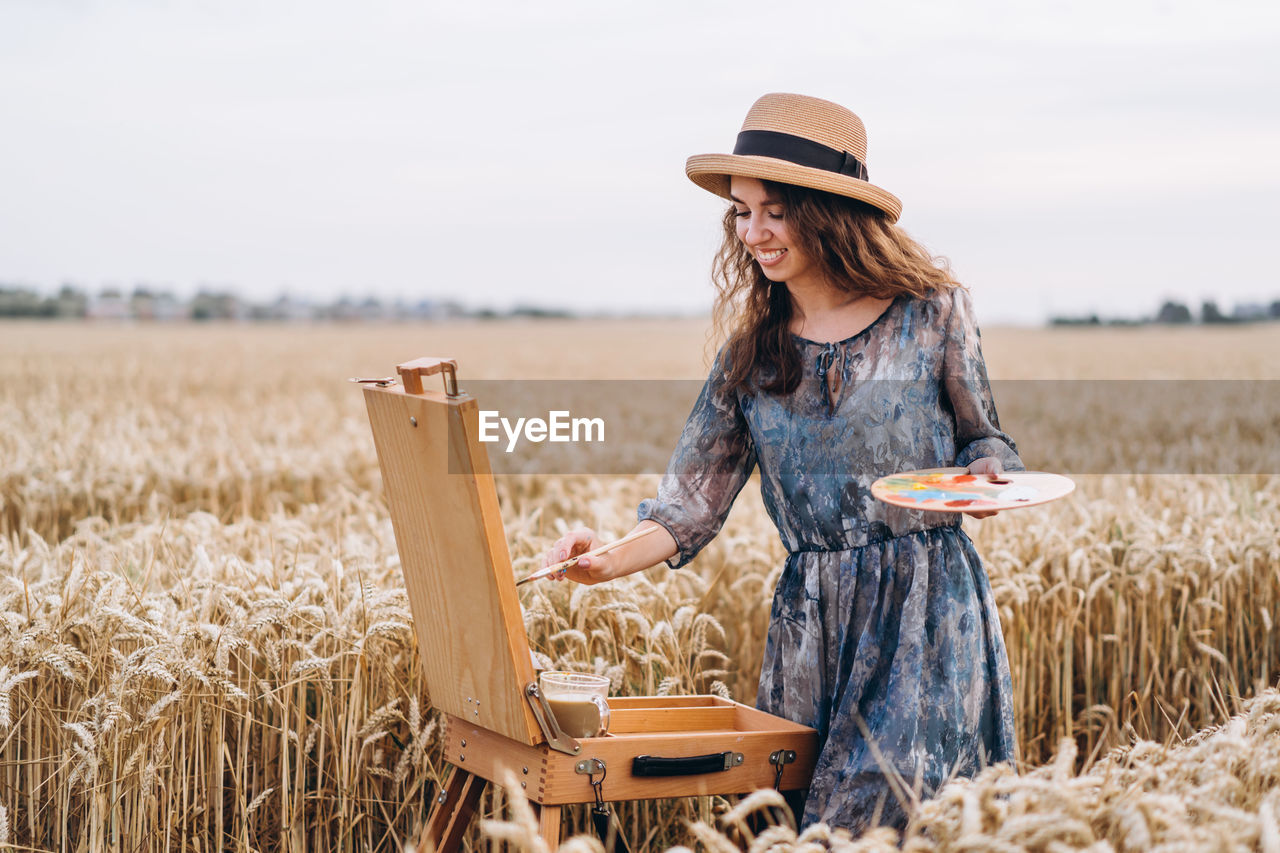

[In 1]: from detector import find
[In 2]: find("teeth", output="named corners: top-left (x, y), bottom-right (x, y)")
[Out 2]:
top-left (758, 249), bottom-right (786, 261)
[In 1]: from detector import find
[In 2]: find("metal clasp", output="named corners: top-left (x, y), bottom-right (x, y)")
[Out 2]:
top-left (769, 749), bottom-right (797, 789)
top-left (576, 758), bottom-right (607, 807)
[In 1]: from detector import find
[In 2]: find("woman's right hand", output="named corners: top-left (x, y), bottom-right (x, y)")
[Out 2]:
top-left (542, 527), bottom-right (611, 585)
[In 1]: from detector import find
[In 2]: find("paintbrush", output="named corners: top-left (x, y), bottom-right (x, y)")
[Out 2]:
top-left (516, 525), bottom-right (663, 586)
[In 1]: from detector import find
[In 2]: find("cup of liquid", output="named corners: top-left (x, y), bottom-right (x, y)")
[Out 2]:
top-left (539, 671), bottom-right (611, 738)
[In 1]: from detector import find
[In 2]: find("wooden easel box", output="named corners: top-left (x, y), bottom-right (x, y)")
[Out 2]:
top-left (361, 359), bottom-right (817, 809)
top-left (444, 695), bottom-right (815, 803)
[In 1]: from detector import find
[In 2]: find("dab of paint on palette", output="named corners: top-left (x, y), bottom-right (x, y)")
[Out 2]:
top-left (871, 468), bottom-right (1075, 513)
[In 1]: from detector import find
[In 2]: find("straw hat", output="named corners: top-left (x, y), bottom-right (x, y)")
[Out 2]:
top-left (686, 93), bottom-right (902, 222)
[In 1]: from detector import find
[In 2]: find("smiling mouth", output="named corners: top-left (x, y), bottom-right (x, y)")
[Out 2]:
top-left (757, 249), bottom-right (787, 264)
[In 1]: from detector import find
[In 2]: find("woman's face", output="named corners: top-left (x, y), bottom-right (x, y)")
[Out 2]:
top-left (730, 176), bottom-right (818, 289)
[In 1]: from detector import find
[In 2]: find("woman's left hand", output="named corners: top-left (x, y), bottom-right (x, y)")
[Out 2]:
top-left (964, 457), bottom-right (1004, 519)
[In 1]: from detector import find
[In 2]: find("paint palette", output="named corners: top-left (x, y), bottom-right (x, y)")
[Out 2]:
top-left (871, 467), bottom-right (1075, 513)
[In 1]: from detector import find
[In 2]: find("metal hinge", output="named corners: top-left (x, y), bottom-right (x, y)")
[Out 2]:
top-left (524, 681), bottom-right (582, 756)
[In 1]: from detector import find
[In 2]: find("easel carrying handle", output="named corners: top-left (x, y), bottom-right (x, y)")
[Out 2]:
top-left (397, 357), bottom-right (460, 397)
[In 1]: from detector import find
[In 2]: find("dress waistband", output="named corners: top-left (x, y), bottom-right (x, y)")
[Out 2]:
top-left (786, 520), bottom-right (962, 555)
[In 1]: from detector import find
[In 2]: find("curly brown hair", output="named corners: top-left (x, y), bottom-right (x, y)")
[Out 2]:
top-left (712, 179), bottom-right (961, 397)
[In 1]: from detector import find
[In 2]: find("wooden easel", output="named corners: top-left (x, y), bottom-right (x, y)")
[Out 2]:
top-left (361, 358), bottom-right (816, 851)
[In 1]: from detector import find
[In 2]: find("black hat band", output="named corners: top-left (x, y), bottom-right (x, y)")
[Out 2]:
top-left (733, 130), bottom-right (869, 181)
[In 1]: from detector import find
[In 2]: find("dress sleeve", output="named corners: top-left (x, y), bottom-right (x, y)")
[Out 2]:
top-left (637, 352), bottom-right (758, 568)
top-left (942, 288), bottom-right (1024, 471)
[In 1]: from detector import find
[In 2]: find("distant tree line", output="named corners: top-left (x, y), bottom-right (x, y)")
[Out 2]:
top-left (0, 284), bottom-right (575, 322)
top-left (1049, 298), bottom-right (1280, 327)
top-left (0, 285), bottom-right (88, 318)
top-left (7, 282), bottom-right (1271, 326)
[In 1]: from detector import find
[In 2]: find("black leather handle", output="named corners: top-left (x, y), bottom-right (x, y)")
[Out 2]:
top-left (631, 752), bottom-right (741, 777)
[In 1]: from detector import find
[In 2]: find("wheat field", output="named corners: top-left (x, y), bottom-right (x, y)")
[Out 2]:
top-left (1, 318), bottom-right (1278, 851)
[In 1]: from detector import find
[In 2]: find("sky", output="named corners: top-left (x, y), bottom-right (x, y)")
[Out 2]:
top-left (1, 0), bottom-right (1277, 324)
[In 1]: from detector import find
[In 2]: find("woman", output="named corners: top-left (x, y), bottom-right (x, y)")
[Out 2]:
top-left (543, 93), bottom-right (1019, 833)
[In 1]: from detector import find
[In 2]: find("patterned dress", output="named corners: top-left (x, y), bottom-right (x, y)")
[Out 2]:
top-left (637, 286), bottom-right (1020, 833)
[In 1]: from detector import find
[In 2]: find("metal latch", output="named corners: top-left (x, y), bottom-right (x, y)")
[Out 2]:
top-left (577, 759), bottom-right (632, 852)
top-left (769, 749), bottom-right (798, 789)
